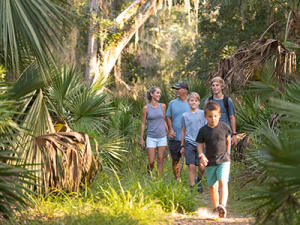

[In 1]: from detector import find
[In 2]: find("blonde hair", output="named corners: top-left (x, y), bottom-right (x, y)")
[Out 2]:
top-left (188, 92), bottom-right (200, 102)
top-left (211, 76), bottom-right (225, 88)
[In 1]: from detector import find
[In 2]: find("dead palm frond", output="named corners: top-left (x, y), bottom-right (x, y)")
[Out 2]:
top-left (34, 132), bottom-right (99, 193)
top-left (213, 38), bottom-right (297, 93)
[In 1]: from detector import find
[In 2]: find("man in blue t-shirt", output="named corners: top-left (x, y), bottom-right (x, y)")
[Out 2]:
top-left (205, 77), bottom-right (237, 146)
top-left (166, 81), bottom-right (190, 182)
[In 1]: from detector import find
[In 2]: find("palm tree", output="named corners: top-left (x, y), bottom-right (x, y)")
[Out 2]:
top-left (0, 0), bottom-right (71, 216)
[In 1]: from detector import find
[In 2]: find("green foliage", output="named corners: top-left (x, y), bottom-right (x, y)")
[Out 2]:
top-left (0, 151), bottom-right (34, 218)
top-left (238, 77), bottom-right (300, 224)
top-left (144, 178), bottom-right (195, 213)
top-left (8, 178), bottom-right (167, 225)
top-left (185, 0), bottom-right (288, 78)
top-left (186, 77), bottom-right (210, 107)
top-left (249, 120), bottom-right (300, 224)
top-left (236, 94), bottom-right (272, 134)
top-left (0, 96), bottom-right (34, 218)
top-left (48, 67), bottom-right (127, 172)
top-left (0, 0), bottom-right (71, 78)
top-left (0, 65), bottom-right (5, 81)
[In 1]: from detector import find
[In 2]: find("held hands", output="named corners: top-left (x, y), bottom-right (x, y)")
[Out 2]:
top-left (180, 147), bottom-right (184, 154)
top-left (199, 154), bottom-right (208, 167)
top-left (139, 137), bottom-right (145, 148)
top-left (168, 129), bottom-right (176, 139)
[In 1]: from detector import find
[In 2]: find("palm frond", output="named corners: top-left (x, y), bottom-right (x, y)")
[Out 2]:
top-left (0, 0), bottom-right (71, 77)
top-left (236, 94), bottom-right (272, 134)
top-left (66, 86), bottom-right (113, 134)
top-left (96, 133), bottom-right (127, 171)
top-left (247, 92), bottom-right (300, 224)
top-left (9, 61), bottom-right (46, 98)
top-left (0, 98), bottom-right (34, 217)
top-left (186, 77), bottom-right (210, 107)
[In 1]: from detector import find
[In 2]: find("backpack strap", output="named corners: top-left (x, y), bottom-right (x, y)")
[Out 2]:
top-left (223, 96), bottom-right (230, 121)
top-left (210, 95), bottom-right (230, 122)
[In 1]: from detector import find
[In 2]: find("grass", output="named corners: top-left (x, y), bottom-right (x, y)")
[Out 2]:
top-left (4, 151), bottom-right (258, 224)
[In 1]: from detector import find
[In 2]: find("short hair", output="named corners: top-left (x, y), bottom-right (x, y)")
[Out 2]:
top-left (204, 101), bottom-right (220, 114)
top-left (211, 76), bottom-right (225, 88)
top-left (188, 92), bottom-right (200, 102)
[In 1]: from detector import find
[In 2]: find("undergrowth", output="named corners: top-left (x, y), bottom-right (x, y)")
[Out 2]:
top-left (5, 150), bottom-right (256, 224)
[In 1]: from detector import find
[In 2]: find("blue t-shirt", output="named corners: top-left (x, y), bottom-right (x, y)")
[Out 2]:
top-left (205, 97), bottom-right (235, 127)
top-left (182, 109), bottom-right (207, 146)
top-left (166, 98), bottom-right (190, 141)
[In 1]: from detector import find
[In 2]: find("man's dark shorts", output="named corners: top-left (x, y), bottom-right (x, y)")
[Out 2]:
top-left (169, 140), bottom-right (181, 160)
top-left (184, 142), bottom-right (200, 166)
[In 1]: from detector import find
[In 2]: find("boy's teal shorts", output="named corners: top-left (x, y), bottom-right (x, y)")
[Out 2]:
top-left (205, 161), bottom-right (230, 187)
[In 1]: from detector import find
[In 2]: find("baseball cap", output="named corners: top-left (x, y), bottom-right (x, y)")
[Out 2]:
top-left (172, 81), bottom-right (189, 90)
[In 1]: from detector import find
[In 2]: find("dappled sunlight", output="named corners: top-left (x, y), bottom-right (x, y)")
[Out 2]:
top-left (195, 207), bottom-right (218, 219)
top-left (172, 206), bottom-right (255, 224)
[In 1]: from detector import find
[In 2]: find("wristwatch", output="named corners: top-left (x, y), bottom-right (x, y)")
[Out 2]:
top-left (232, 132), bottom-right (237, 136)
top-left (180, 145), bottom-right (184, 149)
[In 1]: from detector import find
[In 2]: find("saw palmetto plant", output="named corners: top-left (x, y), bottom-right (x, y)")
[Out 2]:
top-left (0, 96), bottom-right (34, 217)
top-left (6, 66), bottom-right (124, 194)
top-left (0, 0), bottom-right (70, 78)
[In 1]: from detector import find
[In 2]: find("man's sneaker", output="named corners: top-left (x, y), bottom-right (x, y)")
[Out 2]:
top-left (195, 177), bottom-right (204, 193)
top-left (197, 183), bottom-right (204, 193)
top-left (217, 204), bottom-right (227, 218)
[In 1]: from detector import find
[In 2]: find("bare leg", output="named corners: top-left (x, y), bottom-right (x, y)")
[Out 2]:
top-left (157, 146), bottom-right (166, 175)
top-left (198, 163), bottom-right (206, 179)
top-left (147, 148), bottom-right (156, 173)
top-left (209, 183), bottom-right (219, 209)
top-left (172, 158), bottom-right (181, 180)
top-left (188, 164), bottom-right (196, 186)
top-left (218, 179), bottom-right (228, 207)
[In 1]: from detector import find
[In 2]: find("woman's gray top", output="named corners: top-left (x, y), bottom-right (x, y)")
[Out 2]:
top-left (147, 104), bottom-right (166, 138)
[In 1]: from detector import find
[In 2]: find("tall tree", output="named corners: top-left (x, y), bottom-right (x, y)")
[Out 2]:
top-left (93, 0), bottom-right (164, 85)
top-left (85, 0), bottom-right (101, 83)
top-left (85, 0), bottom-right (164, 85)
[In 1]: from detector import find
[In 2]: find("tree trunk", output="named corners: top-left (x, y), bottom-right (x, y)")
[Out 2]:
top-left (184, 0), bottom-right (191, 25)
top-left (167, 0), bottom-right (172, 15)
top-left (110, 0), bottom-right (117, 19)
top-left (193, 0), bottom-right (199, 33)
top-left (93, 0), bottom-right (164, 85)
top-left (85, 0), bottom-right (100, 83)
